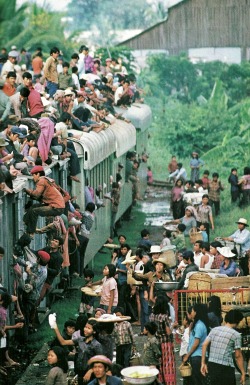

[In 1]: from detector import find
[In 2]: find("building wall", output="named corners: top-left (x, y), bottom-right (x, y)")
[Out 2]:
top-left (121, 0), bottom-right (250, 58)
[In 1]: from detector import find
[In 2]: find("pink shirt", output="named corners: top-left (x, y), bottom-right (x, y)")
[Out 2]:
top-left (100, 277), bottom-right (118, 307)
top-left (28, 87), bottom-right (44, 116)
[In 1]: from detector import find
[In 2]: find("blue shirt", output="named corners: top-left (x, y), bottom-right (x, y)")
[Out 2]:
top-left (230, 228), bottom-right (250, 253)
top-left (219, 260), bottom-right (237, 277)
top-left (116, 256), bottom-right (127, 285)
top-left (188, 320), bottom-right (207, 357)
top-left (88, 376), bottom-right (123, 385)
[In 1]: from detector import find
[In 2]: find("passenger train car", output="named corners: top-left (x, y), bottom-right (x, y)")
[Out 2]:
top-left (0, 103), bottom-right (152, 293)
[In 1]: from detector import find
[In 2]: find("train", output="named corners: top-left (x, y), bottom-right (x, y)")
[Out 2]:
top-left (0, 103), bottom-right (152, 295)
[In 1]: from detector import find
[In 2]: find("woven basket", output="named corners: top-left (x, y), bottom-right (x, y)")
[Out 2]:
top-left (160, 249), bottom-right (176, 268)
top-left (179, 362), bottom-right (192, 377)
top-left (188, 273), bottom-right (212, 291)
top-left (189, 228), bottom-right (203, 244)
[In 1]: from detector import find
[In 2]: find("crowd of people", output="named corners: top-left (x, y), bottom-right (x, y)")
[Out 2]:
top-left (0, 46), bottom-right (249, 385)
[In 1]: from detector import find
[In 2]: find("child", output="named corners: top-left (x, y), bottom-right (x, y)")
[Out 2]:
top-left (50, 319), bottom-right (76, 359)
top-left (198, 224), bottom-right (208, 242)
top-left (160, 229), bottom-right (172, 248)
top-left (208, 172), bottom-right (224, 216)
top-left (72, 66), bottom-right (80, 90)
top-left (179, 313), bottom-right (192, 385)
top-left (90, 264), bottom-right (118, 314)
top-left (143, 321), bottom-right (161, 367)
top-left (201, 170), bottom-right (210, 189)
top-left (79, 269), bottom-right (95, 316)
top-left (112, 306), bottom-right (135, 368)
top-left (171, 224), bottom-right (186, 251)
top-left (21, 134), bottom-right (38, 162)
top-left (58, 62), bottom-right (73, 90)
top-left (46, 346), bottom-right (68, 385)
top-left (52, 318), bottom-right (102, 385)
top-left (147, 166), bottom-right (153, 185)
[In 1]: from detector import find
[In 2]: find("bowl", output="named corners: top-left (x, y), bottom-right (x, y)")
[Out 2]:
top-left (121, 366), bottom-right (159, 385)
top-left (154, 281), bottom-right (179, 291)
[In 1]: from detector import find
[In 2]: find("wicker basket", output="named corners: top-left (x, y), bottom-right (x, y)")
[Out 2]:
top-left (160, 249), bottom-right (176, 268)
top-left (179, 362), bottom-right (192, 377)
top-left (188, 273), bottom-right (212, 291)
top-left (189, 228), bottom-right (203, 244)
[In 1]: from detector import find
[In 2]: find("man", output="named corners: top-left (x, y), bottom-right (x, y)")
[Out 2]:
top-left (32, 52), bottom-right (43, 79)
top-left (23, 166), bottom-right (65, 237)
top-left (201, 309), bottom-right (245, 385)
top-left (82, 46), bottom-right (94, 74)
top-left (193, 240), bottom-right (203, 267)
top-left (38, 237), bottom-right (64, 305)
top-left (1, 50), bottom-right (18, 78)
top-left (43, 46), bottom-right (60, 97)
top-left (223, 217), bottom-right (250, 275)
top-left (177, 250), bottom-right (199, 289)
top-left (18, 72), bottom-right (44, 118)
top-left (88, 355), bottom-right (122, 385)
top-left (2, 71), bottom-right (16, 97)
top-left (9, 87), bottom-right (30, 118)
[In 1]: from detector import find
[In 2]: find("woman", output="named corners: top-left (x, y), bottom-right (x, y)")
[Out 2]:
top-left (196, 194), bottom-right (214, 241)
top-left (171, 179), bottom-right (184, 219)
top-left (207, 295), bottom-right (222, 328)
top-left (149, 295), bottom-right (176, 385)
top-left (218, 246), bottom-right (237, 277)
top-left (149, 258), bottom-right (172, 305)
top-left (46, 346), bottom-right (68, 385)
top-left (165, 206), bottom-right (197, 236)
top-left (183, 304), bottom-right (210, 385)
top-left (190, 152), bottom-right (204, 183)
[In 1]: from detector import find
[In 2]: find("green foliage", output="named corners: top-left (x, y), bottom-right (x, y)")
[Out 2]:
top-left (141, 55), bottom-right (250, 179)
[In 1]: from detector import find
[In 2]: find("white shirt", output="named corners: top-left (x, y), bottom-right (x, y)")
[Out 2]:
top-left (230, 228), bottom-right (250, 253)
top-left (194, 252), bottom-right (203, 267)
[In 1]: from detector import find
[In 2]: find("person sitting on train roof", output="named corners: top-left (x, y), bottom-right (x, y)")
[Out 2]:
top-left (23, 165), bottom-right (65, 237)
top-left (223, 217), bottom-right (250, 276)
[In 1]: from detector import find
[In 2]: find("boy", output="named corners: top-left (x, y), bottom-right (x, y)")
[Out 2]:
top-left (193, 240), bottom-right (203, 267)
top-left (143, 321), bottom-right (161, 367)
top-left (171, 224), bottom-right (186, 251)
top-left (58, 62), bottom-right (73, 90)
top-left (112, 306), bottom-right (135, 368)
top-left (201, 170), bottom-right (210, 189)
top-left (79, 269), bottom-right (95, 317)
top-left (198, 224), bottom-right (208, 242)
top-left (208, 172), bottom-right (224, 216)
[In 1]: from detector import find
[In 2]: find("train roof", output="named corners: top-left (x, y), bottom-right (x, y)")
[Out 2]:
top-left (114, 103), bottom-right (152, 131)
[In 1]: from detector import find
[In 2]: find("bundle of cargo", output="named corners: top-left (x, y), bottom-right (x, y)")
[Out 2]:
top-left (187, 272), bottom-right (212, 298)
top-left (211, 276), bottom-right (250, 306)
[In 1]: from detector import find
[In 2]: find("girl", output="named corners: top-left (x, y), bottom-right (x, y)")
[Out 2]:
top-left (149, 295), bottom-right (176, 385)
top-left (207, 295), bottom-right (222, 328)
top-left (196, 194), bottom-right (214, 241)
top-left (183, 304), bottom-right (210, 385)
top-left (46, 346), bottom-right (68, 385)
top-left (179, 312), bottom-right (192, 385)
top-left (171, 179), bottom-right (184, 220)
top-left (52, 318), bottom-right (102, 385)
top-left (90, 264), bottom-right (118, 314)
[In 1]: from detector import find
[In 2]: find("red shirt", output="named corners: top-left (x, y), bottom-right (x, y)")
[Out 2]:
top-left (28, 87), bottom-right (44, 117)
top-left (2, 82), bottom-right (16, 97)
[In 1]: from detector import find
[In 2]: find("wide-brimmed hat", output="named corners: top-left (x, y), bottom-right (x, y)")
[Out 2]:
top-left (236, 218), bottom-right (248, 227)
top-left (0, 137), bottom-right (9, 147)
top-left (150, 245), bottom-right (161, 254)
top-left (64, 89), bottom-right (73, 96)
top-left (217, 247), bottom-right (235, 259)
top-left (88, 355), bottom-right (112, 368)
top-left (153, 257), bottom-right (168, 267)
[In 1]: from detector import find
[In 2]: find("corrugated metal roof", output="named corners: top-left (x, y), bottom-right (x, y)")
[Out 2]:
top-left (115, 104), bottom-right (152, 131)
top-left (109, 120), bottom-right (136, 157)
top-left (68, 128), bottom-right (116, 170)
